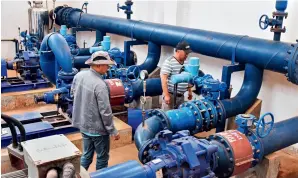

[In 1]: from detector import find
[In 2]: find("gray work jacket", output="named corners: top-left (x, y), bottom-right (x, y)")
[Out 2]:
top-left (70, 68), bottom-right (118, 136)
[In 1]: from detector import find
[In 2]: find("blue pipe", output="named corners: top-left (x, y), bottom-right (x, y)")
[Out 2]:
top-left (73, 56), bottom-right (90, 69)
top-left (221, 64), bottom-right (263, 118)
top-left (134, 115), bottom-right (166, 151)
top-left (138, 42), bottom-right (161, 74)
top-left (132, 78), bottom-right (162, 99)
top-left (40, 33), bottom-right (74, 84)
top-left (170, 72), bottom-right (193, 85)
top-left (134, 64), bottom-right (263, 149)
top-left (54, 7), bottom-right (298, 85)
top-left (258, 116), bottom-right (298, 155)
top-left (90, 160), bottom-right (152, 178)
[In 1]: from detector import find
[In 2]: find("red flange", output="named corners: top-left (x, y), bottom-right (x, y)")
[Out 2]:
top-left (105, 79), bottom-right (125, 106)
top-left (219, 130), bottom-right (254, 175)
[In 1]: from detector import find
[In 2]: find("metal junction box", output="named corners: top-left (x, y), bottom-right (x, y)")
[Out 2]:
top-left (21, 134), bottom-right (82, 178)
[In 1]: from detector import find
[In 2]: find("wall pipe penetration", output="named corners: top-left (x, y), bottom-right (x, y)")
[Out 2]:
top-left (134, 63), bottom-right (263, 150)
top-left (54, 7), bottom-right (298, 85)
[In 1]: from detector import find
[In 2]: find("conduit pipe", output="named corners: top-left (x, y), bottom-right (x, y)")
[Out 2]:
top-left (54, 7), bottom-right (298, 85)
top-left (1, 115), bottom-right (18, 148)
top-left (1, 114), bottom-right (26, 150)
top-left (134, 63), bottom-right (263, 150)
top-left (40, 33), bottom-right (75, 84)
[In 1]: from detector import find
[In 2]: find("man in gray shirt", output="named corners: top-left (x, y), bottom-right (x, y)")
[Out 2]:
top-left (71, 51), bottom-right (120, 171)
top-left (160, 41), bottom-right (193, 111)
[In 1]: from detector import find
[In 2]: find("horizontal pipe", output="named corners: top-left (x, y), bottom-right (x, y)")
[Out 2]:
top-left (73, 56), bottom-right (90, 69)
top-left (132, 78), bottom-right (162, 99)
top-left (40, 33), bottom-right (74, 84)
top-left (138, 42), bottom-right (161, 74)
top-left (258, 116), bottom-right (298, 155)
top-left (170, 72), bottom-right (193, 85)
top-left (54, 7), bottom-right (298, 85)
top-left (221, 64), bottom-right (263, 118)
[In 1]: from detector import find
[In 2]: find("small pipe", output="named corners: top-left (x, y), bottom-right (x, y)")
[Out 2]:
top-left (1, 114), bottom-right (26, 151)
top-left (46, 168), bottom-right (58, 178)
top-left (1, 116), bottom-right (18, 148)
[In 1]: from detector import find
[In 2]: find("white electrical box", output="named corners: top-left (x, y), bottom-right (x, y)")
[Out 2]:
top-left (21, 134), bottom-right (82, 178)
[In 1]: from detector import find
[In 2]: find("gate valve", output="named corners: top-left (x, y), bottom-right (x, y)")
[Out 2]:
top-left (235, 112), bottom-right (274, 138)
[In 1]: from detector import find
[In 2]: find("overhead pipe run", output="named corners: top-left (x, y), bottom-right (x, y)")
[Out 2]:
top-left (54, 6), bottom-right (298, 85)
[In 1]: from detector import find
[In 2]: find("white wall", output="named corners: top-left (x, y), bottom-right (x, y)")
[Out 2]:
top-left (1, 0), bottom-right (298, 122)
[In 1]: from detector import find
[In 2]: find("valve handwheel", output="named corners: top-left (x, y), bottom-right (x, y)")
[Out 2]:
top-left (255, 112), bottom-right (274, 138)
top-left (69, 44), bottom-right (80, 56)
top-left (126, 65), bottom-right (140, 82)
top-left (259, 14), bottom-right (270, 30)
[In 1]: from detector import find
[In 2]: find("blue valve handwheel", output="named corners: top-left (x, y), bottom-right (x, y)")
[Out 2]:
top-left (259, 14), bottom-right (269, 30)
top-left (256, 112), bottom-right (274, 138)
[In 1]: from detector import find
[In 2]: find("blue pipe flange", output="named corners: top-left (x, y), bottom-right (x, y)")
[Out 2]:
top-left (64, 8), bottom-right (83, 28)
top-left (202, 99), bottom-right (218, 126)
top-left (190, 100), bottom-right (212, 131)
top-left (147, 109), bottom-right (169, 130)
top-left (246, 130), bottom-right (264, 166)
top-left (123, 81), bottom-right (134, 103)
top-left (287, 42), bottom-right (298, 84)
top-left (214, 100), bottom-right (226, 125)
top-left (208, 134), bottom-right (235, 178)
top-left (180, 101), bottom-right (204, 134)
top-left (57, 68), bottom-right (78, 80)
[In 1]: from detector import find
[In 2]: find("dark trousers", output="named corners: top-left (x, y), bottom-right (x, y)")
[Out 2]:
top-left (81, 133), bottom-right (110, 170)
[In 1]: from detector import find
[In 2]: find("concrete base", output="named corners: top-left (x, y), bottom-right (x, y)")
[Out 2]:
top-left (1, 87), bottom-right (56, 111)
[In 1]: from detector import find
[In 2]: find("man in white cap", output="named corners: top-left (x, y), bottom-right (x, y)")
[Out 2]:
top-left (71, 51), bottom-right (120, 171)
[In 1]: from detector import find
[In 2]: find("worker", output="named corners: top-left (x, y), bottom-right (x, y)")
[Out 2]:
top-left (160, 41), bottom-right (193, 111)
top-left (70, 51), bottom-right (120, 171)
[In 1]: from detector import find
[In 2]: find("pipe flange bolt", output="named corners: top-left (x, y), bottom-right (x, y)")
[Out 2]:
top-left (287, 43), bottom-right (298, 85)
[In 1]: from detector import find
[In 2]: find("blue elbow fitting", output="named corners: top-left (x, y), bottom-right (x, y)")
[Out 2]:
top-left (89, 46), bottom-right (103, 54)
top-left (185, 57), bottom-right (200, 77)
top-left (170, 72), bottom-right (193, 85)
top-left (60, 25), bottom-right (68, 36)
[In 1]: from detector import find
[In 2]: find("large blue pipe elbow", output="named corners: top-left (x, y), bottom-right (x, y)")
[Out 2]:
top-left (258, 116), bottom-right (298, 155)
top-left (134, 115), bottom-right (165, 150)
top-left (138, 42), bottom-right (161, 74)
top-left (221, 64), bottom-right (263, 118)
top-left (40, 33), bottom-right (73, 84)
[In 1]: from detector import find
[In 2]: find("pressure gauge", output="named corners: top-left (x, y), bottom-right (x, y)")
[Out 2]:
top-left (140, 70), bottom-right (149, 80)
